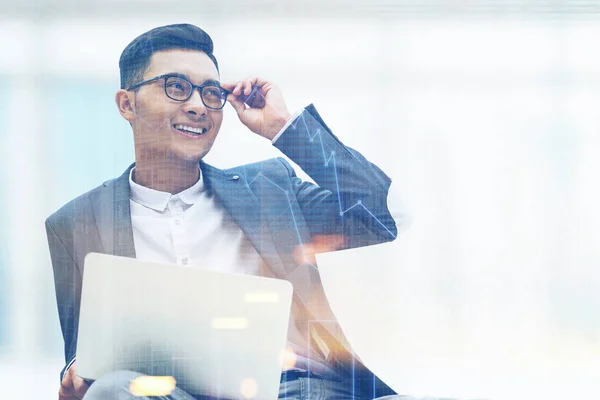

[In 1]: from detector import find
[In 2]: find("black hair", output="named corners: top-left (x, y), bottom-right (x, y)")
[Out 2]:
top-left (119, 23), bottom-right (219, 90)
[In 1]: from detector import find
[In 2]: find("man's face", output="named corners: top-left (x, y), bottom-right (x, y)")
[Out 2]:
top-left (128, 49), bottom-right (224, 162)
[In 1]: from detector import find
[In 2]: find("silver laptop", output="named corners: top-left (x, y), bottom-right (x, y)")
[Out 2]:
top-left (77, 253), bottom-right (293, 400)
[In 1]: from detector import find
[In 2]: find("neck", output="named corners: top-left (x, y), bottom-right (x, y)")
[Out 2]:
top-left (134, 155), bottom-right (200, 194)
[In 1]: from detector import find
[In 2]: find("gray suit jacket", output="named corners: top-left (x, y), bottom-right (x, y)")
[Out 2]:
top-left (46, 105), bottom-right (401, 394)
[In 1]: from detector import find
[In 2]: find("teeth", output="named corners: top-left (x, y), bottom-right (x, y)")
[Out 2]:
top-left (175, 124), bottom-right (205, 134)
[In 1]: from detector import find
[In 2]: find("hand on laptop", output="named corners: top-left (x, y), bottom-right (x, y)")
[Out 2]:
top-left (58, 362), bottom-right (89, 400)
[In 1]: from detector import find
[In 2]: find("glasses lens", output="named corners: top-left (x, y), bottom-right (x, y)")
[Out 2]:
top-left (165, 77), bottom-right (192, 100)
top-left (201, 86), bottom-right (227, 109)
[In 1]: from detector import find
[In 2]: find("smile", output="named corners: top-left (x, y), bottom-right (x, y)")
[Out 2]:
top-left (173, 124), bottom-right (207, 137)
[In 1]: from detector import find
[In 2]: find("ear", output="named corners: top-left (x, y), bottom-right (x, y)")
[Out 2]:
top-left (115, 89), bottom-right (135, 123)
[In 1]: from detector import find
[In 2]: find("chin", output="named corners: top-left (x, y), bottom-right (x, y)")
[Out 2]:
top-left (172, 147), bottom-right (211, 163)
top-left (169, 134), bottom-right (217, 162)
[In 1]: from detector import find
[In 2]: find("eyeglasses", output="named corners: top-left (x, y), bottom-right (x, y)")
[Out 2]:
top-left (126, 74), bottom-right (230, 110)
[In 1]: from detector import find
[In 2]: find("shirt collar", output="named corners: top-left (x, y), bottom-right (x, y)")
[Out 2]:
top-left (129, 167), bottom-right (205, 212)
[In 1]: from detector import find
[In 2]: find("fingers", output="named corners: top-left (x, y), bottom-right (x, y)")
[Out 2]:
top-left (58, 362), bottom-right (88, 400)
top-left (221, 76), bottom-right (289, 138)
top-left (72, 374), bottom-right (90, 399)
top-left (58, 381), bottom-right (88, 399)
top-left (220, 81), bottom-right (235, 92)
top-left (235, 77), bottom-right (261, 97)
top-left (58, 385), bottom-right (73, 400)
top-left (243, 86), bottom-right (267, 109)
top-left (223, 77), bottom-right (269, 98)
top-left (58, 385), bottom-right (80, 400)
top-left (226, 94), bottom-right (246, 116)
top-left (222, 80), bottom-right (245, 97)
top-left (59, 371), bottom-right (75, 398)
top-left (225, 79), bottom-right (266, 113)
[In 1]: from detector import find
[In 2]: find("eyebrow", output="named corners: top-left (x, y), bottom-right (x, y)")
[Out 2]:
top-left (163, 72), bottom-right (221, 86)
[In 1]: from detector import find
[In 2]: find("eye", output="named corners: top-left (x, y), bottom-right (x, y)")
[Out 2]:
top-left (204, 87), bottom-right (222, 97)
top-left (167, 81), bottom-right (185, 91)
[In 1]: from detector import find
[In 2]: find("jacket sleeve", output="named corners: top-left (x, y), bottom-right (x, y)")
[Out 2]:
top-left (46, 217), bottom-right (82, 382)
top-left (273, 104), bottom-right (411, 249)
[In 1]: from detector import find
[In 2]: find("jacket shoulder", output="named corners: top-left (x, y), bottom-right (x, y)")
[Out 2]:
top-left (224, 157), bottom-right (292, 179)
top-left (45, 182), bottom-right (107, 227)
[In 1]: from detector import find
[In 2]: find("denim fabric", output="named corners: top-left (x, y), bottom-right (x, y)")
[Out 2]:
top-left (83, 370), bottom-right (470, 400)
top-left (84, 370), bottom-right (374, 400)
top-left (278, 376), bottom-right (369, 400)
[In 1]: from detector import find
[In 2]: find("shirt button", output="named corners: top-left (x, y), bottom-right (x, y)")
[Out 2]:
top-left (181, 258), bottom-right (188, 265)
top-left (174, 219), bottom-right (181, 225)
top-left (232, 175), bottom-right (239, 180)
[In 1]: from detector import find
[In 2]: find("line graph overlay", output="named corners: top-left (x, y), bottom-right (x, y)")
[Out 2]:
top-left (246, 110), bottom-right (397, 269)
top-left (305, 319), bottom-right (362, 398)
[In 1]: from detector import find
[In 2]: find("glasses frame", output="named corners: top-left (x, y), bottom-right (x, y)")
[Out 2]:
top-left (126, 74), bottom-right (230, 110)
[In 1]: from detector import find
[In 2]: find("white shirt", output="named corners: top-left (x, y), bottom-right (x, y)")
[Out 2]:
top-left (129, 169), bottom-right (262, 275)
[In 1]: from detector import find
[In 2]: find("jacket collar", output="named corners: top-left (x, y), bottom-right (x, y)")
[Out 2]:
top-left (91, 163), bottom-right (137, 259)
top-left (90, 161), bottom-right (287, 277)
top-left (128, 166), bottom-right (205, 212)
top-left (200, 161), bottom-right (287, 277)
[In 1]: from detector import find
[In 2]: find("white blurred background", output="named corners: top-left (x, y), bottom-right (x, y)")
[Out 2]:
top-left (1, 0), bottom-right (600, 399)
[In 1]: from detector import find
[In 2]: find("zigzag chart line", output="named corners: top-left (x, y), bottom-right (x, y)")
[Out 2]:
top-left (304, 319), bottom-right (378, 399)
top-left (246, 111), bottom-right (397, 268)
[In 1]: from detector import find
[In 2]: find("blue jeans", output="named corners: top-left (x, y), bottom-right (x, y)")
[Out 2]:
top-left (83, 370), bottom-right (380, 400)
top-left (280, 376), bottom-right (365, 399)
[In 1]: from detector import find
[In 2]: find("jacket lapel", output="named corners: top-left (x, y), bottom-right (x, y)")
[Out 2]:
top-left (199, 164), bottom-right (353, 354)
top-left (201, 162), bottom-right (287, 278)
top-left (90, 163), bottom-right (136, 259)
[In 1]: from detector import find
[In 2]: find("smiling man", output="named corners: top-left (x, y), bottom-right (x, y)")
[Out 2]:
top-left (46, 24), bottom-right (408, 400)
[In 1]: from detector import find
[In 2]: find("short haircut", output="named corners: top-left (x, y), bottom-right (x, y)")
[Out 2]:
top-left (119, 23), bottom-right (219, 90)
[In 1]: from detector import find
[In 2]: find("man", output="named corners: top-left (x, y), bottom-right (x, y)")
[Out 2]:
top-left (46, 23), bottom-right (407, 399)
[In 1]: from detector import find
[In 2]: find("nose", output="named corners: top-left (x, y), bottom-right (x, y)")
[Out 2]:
top-left (182, 88), bottom-right (207, 116)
